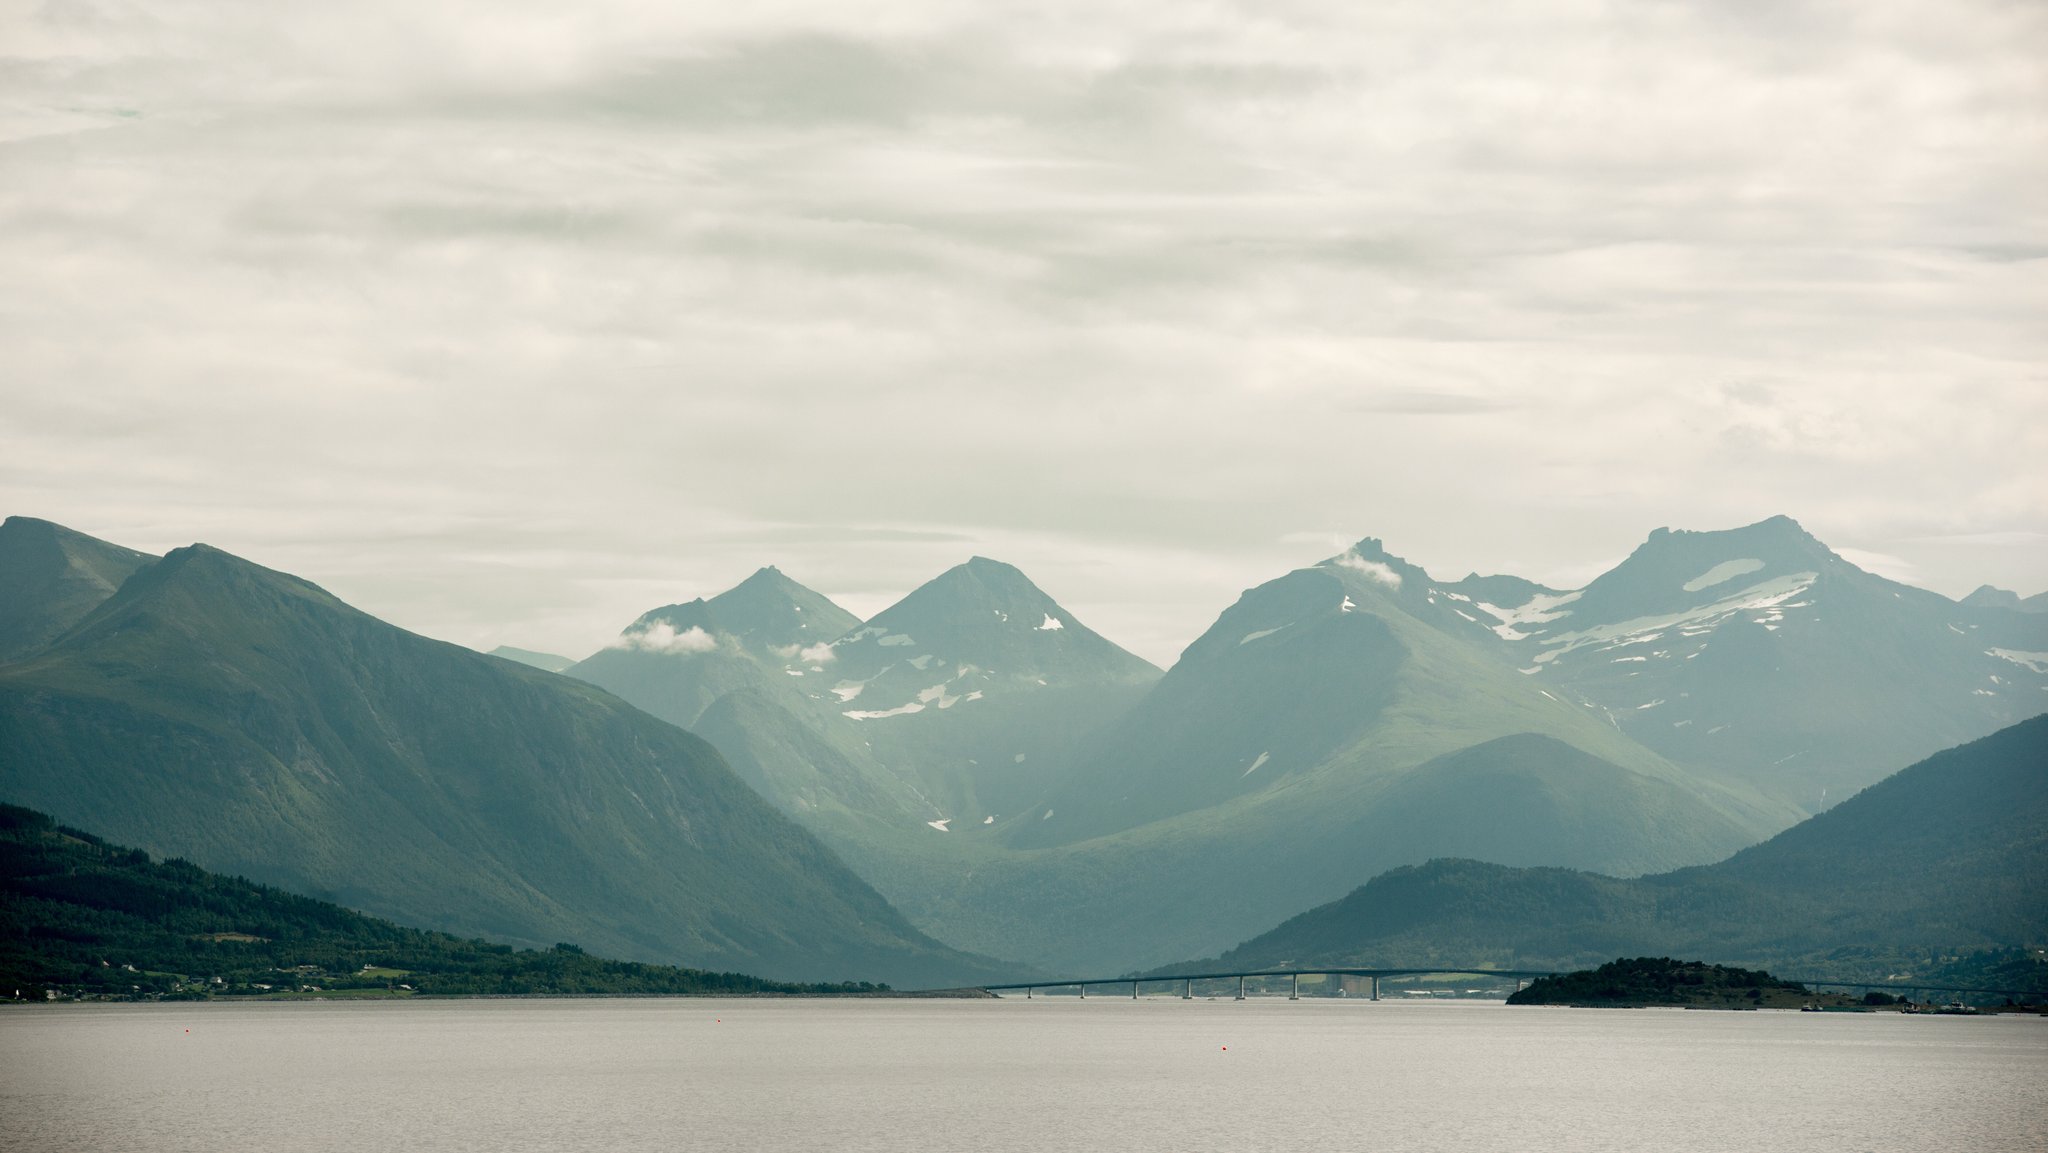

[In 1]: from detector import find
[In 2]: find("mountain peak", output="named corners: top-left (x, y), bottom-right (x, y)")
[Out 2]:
top-left (0, 517), bottom-right (159, 662)
top-left (1344, 537), bottom-right (1411, 566)
top-left (608, 567), bottom-right (861, 657)
top-left (1644, 515), bottom-right (1832, 559)
top-left (1961, 584), bottom-right (2048, 613)
top-left (871, 557), bottom-right (1062, 624)
top-left (836, 559), bottom-right (1159, 689)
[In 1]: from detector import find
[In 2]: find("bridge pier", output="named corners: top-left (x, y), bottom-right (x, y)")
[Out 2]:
top-left (1079, 983), bottom-right (1086, 999)
top-left (1370, 977), bottom-right (1379, 1001)
top-left (1236, 975), bottom-right (1246, 1001)
top-left (1132, 981), bottom-right (1139, 1000)
top-left (1026, 986), bottom-right (1032, 999)
top-left (1183, 979), bottom-right (1192, 1000)
top-left (1289, 973), bottom-right (1299, 1000)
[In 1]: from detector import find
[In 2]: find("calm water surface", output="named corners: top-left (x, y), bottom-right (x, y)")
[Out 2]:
top-left (3, 997), bottom-right (2042, 1151)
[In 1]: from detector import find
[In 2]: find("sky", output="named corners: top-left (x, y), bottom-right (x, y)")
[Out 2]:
top-left (3, 0), bottom-right (2044, 668)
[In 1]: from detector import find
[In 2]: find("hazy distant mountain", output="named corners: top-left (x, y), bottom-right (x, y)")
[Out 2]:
top-left (570, 566), bottom-right (862, 731)
top-left (578, 557), bottom-right (1161, 823)
top-left (571, 558), bottom-right (1170, 970)
top-left (1015, 547), bottom-right (1776, 851)
top-left (900, 542), bottom-right (1791, 973)
top-left (815, 557), bottom-right (1162, 816)
top-left (0, 530), bottom-right (1012, 987)
top-left (1964, 585), bottom-right (2048, 614)
top-left (487, 646), bottom-right (575, 673)
top-left (900, 518), bottom-right (2045, 973)
top-left (566, 566), bottom-right (929, 827)
top-left (1438, 516), bottom-right (2048, 809)
top-left (1166, 715), bottom-right (2048, 975)
top-left (0, 516), bottom-right (155, 662)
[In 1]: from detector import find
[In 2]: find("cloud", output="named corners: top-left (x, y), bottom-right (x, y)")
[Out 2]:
top-left (1339, 389), bottom-right (1514, 415)
top-left (1902, 531), bottom-right (2048, 548)
top-left (1334, 552), bottom-right (1403, 589)
top-left (610, 622), bottom-right (720, 654)
top-left (1832, 548), bottom-right (1920, 585)
top-left (0, 0), bottom-right (2042, 661)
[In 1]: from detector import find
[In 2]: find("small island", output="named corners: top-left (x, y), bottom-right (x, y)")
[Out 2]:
top-left (1508, 957), bottom-right (1855, 1009)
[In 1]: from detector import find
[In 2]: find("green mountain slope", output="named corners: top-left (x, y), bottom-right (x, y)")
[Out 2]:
top-left (0, 804), bottom-right (890, 1000)
top-left (1170, 715), bottom-right (2048, 975)
top-left (487, 646), bottom-right (575, 673)
top-left (0, 516), bottom-right (155, 662)
top-left (569, 558), bottom-right (1170, 972)
top-left (0, 534), bottom-right (1014, 988)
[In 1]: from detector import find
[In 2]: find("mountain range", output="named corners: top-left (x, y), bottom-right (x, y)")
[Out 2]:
top-left (556, 515), bottom-right (2046, 974)
top-left (1160, 714), bottom-right (2048, 979)
top-left (0, 518), bottom-right (1008, 988)
top-left (4, 511), bottom-right (2042, 984)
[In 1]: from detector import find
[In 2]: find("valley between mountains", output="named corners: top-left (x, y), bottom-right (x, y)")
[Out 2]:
top-left (3, 513), bottom-right (2044, 984)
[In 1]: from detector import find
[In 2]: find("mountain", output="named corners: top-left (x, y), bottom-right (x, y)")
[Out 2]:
top-left (813, 557), bottom-right (1162, 816)
top-left (0, 516), bottom-right (155, 662)
top-left (1964, 585), bottom-right (2048, 614)
top-left (573, 557), bottom-right (1162, 825)
top-left (862, 540), bottom-right (1787, 973)
top-left (0, 529), bottom-right (1014, 988)
top-left (1015, 545), bottom-right (1779, 850)
top-left (569, 566), bottom-right (861, 731)
top-left (487, 646), bottom-right (575, 673)
top-left (569, 558), bottom-right (1169, 971)
top-left (1, 803), bottom-right (891, 1000)
top-left (1437, 517), bottom-right (2048, 810)
top-left (919, 518), bottom-right (2044, 974)
top-left (1171, 715), bottom-right (2048, 976)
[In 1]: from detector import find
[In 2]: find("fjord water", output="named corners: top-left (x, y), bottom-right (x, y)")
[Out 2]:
top-left (4, 999), bottom-right (2042, 1152)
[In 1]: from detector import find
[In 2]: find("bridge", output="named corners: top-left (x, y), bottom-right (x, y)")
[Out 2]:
top-left (976, 967), bottom-right (2043, 1002)
top-left (981, 967), bottom-right (1562, 1001)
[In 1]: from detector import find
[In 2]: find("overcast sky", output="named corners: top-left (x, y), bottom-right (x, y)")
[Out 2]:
top-left (4, 0), bottom-right (2044, 666)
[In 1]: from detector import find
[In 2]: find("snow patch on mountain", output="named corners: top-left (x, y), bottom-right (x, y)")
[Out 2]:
top-left (1037, 614), bottom-right (1064, 631)
top-left (1683, 558), bottom-right (1767, 592)
top-left (1472, 590), bottom-right (1583, 641)
top-left (1987, 648), bottom-right (2048, 674)
top-left (843, 701), bottom-right (925, 720)
top-left (1242, 751), bottom-right (1270, 777)
top-left (1240, 627), bottom-right (1283, 645)
top-left (1533, 573), bottom-right (1816, 665)
top-left (916, 683), bottom-right (974, 710)
top-left (832, 670), bottom-right (891, 702)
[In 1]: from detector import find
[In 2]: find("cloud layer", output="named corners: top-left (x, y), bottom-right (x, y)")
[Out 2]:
top-left (3, 1), bottom-right (2043, 664)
